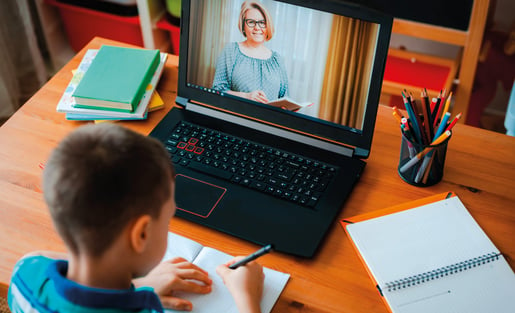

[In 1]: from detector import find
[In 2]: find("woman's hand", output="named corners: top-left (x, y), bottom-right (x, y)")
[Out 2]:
top-left (133, 257), bottom-right (212, 311)
top-left (216, 257), bottom-right (264, 313)
top-left (246, 90), bottom-right (269, 103)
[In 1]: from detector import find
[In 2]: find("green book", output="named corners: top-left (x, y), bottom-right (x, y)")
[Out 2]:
top-left (72, 45), bottom-right (160, 112)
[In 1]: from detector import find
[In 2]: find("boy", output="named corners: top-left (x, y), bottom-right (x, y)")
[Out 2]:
top-left (8, 123), bottom-right (264, 313)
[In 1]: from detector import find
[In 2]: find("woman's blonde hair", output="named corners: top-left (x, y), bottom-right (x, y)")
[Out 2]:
top-left (238, 1), bottom-right (274, 41)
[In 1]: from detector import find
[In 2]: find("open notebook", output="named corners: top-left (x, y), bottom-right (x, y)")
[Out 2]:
top-left (162, 232), bottom-right (289, 313)
top-left (343, 196), bottom-right (515, 313)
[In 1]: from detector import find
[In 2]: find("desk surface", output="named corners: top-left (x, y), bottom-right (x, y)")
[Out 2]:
top-left (1, 38), bottom-right (514, 312)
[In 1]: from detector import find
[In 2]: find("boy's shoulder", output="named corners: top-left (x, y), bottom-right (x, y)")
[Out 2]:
top-left (13, 254), bottom-right (53, 272)
top-left (10, 255), bottom-right (54, 291)
top-left (8, 255), bottom-right (163, 313)
top-left (8, 255), bottom-right (59, 312)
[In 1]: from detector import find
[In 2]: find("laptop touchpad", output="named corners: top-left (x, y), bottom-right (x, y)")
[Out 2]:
top-left (175, 174), bottom-right (226, 218)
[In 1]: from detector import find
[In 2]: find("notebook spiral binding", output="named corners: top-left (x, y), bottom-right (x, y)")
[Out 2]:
top-left (384, 252), bottom-right (501, 292)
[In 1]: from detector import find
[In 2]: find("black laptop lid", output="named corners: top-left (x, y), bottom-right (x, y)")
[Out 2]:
top-left (177, 0), bottom-right (392, 158)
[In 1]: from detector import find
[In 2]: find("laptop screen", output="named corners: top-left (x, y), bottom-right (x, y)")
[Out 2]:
top-left (178, 0), bottom-right (392, 157)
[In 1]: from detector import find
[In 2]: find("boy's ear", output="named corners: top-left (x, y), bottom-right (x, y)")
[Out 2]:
top-left (130, 215), bottom-right (152, 254)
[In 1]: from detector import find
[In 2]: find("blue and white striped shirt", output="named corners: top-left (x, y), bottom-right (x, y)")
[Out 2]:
top-left (8, 256), bottom-right (163, 313)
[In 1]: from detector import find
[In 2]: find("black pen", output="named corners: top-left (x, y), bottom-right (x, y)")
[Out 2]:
top-left (229, 244), bottom-right (273, 269)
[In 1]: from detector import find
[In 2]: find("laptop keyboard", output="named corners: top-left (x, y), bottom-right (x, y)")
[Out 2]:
top-left (164, 121), bottom-right (338, 208)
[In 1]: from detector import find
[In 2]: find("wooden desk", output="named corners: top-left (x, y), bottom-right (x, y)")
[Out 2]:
top-left (1, 37), bottom-right (514, 312)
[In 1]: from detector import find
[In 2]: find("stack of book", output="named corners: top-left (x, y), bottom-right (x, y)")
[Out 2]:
top-left (56, 45), bottom-right (168, 121)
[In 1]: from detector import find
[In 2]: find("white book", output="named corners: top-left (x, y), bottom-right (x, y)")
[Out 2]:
top-left (162, 232), bottom-right (290, 313)
top-left (56, 49), bottom-right (167, 120)
top-left (345, 196), bottom-right (515, 313)
top-left (267, 97), bottom-right (313, 111)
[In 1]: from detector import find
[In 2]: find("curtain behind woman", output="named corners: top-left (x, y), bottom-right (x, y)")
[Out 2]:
top-left (318, 17), bottom-right (378, 130)
top-left (187, 0), bottom-right (233, 88)
top-left (263, 0), bottom-right (332, 117)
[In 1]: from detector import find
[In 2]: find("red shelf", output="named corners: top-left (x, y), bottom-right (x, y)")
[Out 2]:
top-left (45, 0), bottom-right (143, 52)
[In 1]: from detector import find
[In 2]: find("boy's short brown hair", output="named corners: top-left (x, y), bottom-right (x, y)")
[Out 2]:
top-left (43, 123), bottom-right (175, 257)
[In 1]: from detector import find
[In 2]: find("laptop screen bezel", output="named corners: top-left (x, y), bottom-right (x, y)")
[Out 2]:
top-left (177, 0), bottom-right (392, 158)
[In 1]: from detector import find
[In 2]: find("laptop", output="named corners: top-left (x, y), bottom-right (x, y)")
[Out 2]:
top-left (150, 0), bottom-right (392, 257)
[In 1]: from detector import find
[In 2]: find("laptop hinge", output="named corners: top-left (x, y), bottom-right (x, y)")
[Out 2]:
top-left (176, 96), bottom-right (188, 108)
top-left (184, 101), bottom-right (355, 158)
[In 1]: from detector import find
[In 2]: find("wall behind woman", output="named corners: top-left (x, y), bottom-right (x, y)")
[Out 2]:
top-left (0, 0), bottom-right (49, 125)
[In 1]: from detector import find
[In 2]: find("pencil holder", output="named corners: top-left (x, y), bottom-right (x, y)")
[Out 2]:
top-left (398, 132), bottom-right (451, 187)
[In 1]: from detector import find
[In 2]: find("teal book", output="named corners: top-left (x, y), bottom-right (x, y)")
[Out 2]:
top-left (57, 49), bottom-right (168, 119)
top-left (72, 45), bottom-right (160, 112)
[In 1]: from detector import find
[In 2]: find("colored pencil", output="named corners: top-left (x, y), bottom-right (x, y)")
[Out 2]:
top-left (433, 89), bottom-right (446, 128)
top-left (421, 89), bottom-right (434, 141)
top-left (445, 112), bottom-right (462, 132)
top-left (402, 91), bottom-right (422, 144)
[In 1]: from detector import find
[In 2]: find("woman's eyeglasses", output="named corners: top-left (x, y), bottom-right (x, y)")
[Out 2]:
top-left (245, 19), bottom-right (266, 28)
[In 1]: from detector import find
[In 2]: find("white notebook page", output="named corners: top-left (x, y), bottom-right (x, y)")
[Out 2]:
top-left (346, 196), bottom-right (515, 313)
top-left (163, 233), bottom-right (289, 313)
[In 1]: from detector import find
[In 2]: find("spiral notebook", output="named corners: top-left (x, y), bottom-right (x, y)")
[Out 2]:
top-left (342, 194), bottom-right (515, 313)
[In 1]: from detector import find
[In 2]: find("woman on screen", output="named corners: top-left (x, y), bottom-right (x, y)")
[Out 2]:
top-left (212, 1), bottom-right (289, 103)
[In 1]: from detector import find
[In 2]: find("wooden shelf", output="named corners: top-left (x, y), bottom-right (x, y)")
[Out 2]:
top-left (382, 0), bottom-right (491, 122)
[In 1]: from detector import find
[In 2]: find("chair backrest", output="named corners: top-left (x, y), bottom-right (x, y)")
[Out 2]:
top-left (389, 0), bottom-right (490, 122)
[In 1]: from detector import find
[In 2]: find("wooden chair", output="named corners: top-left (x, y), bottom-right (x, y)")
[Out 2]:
top-left (381, 0), bottom-right (490, 122)
top-left (382, 48), bottom-right (461, 101)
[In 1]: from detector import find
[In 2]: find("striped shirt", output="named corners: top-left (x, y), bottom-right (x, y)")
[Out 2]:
top-left (8, 256), bottom-right (163, 313)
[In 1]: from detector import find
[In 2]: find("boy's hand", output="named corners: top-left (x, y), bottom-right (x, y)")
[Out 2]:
top-left (216, 257), bottom-right (264, 313)
top-left (134, 257), bottom-right (212, 311)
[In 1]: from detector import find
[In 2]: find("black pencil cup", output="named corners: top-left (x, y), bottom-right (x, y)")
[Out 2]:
top-left (397, 132), bottom-right (451, 187)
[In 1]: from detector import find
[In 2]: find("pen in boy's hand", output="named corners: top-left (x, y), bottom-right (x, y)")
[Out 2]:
top-left (229, 244), bottom-right (273, 269)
